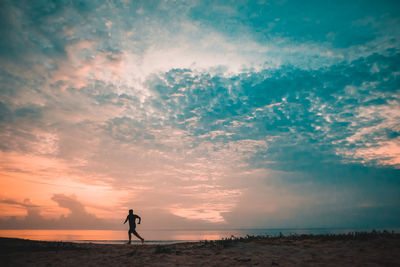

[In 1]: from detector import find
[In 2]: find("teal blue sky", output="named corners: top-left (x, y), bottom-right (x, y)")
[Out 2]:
top-left (0, 0), bottom-right (399, 229)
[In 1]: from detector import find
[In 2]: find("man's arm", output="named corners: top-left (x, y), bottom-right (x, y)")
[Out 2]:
top-left (137, 215), bottom-right (141, 224)
top-left (123, 216), bottom-right (128, 224)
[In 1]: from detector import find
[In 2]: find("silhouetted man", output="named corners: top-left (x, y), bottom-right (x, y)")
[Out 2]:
top-left (124, 209), bottom-right (144, 244)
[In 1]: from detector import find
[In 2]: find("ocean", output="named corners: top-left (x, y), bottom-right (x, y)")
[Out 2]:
top-left (1, 228), bottom-right (398, 244)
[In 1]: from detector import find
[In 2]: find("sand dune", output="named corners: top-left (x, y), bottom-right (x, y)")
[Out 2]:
top-left (1, 232), bottom-right (399, 266)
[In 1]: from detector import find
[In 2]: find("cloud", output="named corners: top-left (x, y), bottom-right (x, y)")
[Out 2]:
top-left (0, 199), bottom-right (39, 208)
top-left (1, 0), bottom-right (400, 229)
top-left (0, 195), bottom-right (114, 229)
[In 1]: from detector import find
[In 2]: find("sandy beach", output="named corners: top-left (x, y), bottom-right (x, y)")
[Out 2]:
top-left (1, 232), bottom-right (399, 266)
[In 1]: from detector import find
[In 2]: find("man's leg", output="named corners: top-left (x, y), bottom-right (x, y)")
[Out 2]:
top-left (132, 230), bottom-right (144, 244)
top-left (127, 230), bottom-right (132, 244)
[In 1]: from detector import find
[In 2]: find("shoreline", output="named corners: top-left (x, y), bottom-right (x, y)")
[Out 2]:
top-left (1, 232), bottom-right (400, 266)
top-left (1, 228), bottom-right (399, 245)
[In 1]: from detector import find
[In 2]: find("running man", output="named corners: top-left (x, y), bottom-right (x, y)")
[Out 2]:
top-left (123, 209), bottom-right (144, 244)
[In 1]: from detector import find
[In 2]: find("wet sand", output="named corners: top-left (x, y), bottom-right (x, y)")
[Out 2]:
top-left (1, 233), bottom-right (399, 266)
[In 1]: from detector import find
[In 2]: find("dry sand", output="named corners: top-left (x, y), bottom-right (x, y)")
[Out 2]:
top-left (1, 233), bottom-right (399, 266)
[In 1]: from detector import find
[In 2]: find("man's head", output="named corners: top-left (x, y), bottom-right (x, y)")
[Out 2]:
top-left (129, 209), bottom-right (133, 214)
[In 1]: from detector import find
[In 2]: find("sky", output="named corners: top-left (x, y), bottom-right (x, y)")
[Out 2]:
top-left (0, 0), bottom-right (400, 230)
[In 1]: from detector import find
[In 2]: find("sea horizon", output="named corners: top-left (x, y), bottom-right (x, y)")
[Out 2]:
top-left (1, 227), bottom-right (399, 245)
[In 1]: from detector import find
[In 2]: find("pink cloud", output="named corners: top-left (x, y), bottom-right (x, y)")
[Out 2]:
top-left (352, 137), bottom-right (400, 167)
top-left (49, 40), bottom-right (123, 90)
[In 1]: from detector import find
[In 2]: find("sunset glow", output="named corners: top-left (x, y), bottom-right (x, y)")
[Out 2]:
top-left (1, 0), bottom-right (400, 231)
